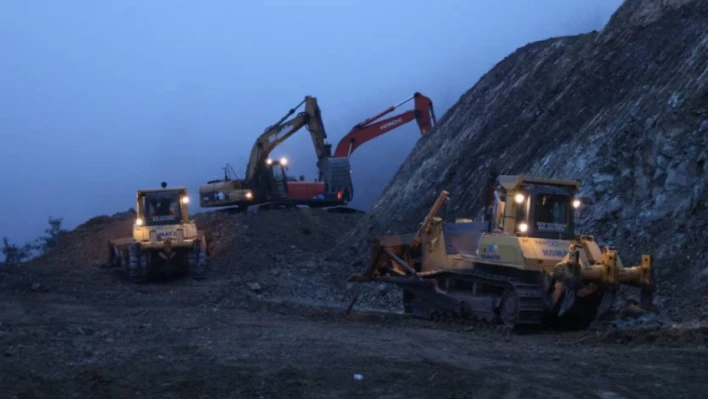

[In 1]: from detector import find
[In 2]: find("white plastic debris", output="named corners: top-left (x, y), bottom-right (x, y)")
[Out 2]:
top-left (353, 374), bottom-right (363, 381)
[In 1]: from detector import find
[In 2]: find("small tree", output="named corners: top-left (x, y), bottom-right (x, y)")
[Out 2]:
top-left (1, 237), bottom-right (31, 266)
top-left (34, 217), bottom-right (67, 255)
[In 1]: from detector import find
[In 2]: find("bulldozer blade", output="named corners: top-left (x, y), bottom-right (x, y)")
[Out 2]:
top-left (381, 247), bottom-right (419, 278)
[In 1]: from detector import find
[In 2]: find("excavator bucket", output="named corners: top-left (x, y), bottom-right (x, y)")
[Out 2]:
top-left (413, 92), bottom-right (437, 134)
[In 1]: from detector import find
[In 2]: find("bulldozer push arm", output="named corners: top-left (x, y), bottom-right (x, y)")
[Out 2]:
top-left (333, 92), bottom-right (437, 158)
top-left (244, 96), bottom-right (332, 184)
top-left (347, 191), bottom-right (449, 285)
top-left (410, 190), bottom-right (449, 248)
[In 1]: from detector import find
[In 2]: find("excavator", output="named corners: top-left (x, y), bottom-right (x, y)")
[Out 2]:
top-left (324, 92), bottom-right (437, 201)
top-left (198, 96), bottom-right (353, 210)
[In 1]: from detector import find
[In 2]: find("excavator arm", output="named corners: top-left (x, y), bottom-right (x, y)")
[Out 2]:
top-left (244, 96), bottom-right (331, 183)
top-left (333, 92), bottom-right (437, 158)
top-left (304, 97), bottom-right (332, 163)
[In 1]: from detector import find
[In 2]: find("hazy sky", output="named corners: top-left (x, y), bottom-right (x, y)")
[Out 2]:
top-left (0, 0), bottom-right (622, 247)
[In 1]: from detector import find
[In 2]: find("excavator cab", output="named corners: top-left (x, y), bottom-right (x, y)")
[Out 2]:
top-left (264, 157), bottom-right (290, 199)
top-left (262, 156), bottom-right (346, 205)
top-left (488, 175), bottom-right (581, 240)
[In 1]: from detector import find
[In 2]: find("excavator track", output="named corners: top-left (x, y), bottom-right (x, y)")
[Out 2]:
top-left (402, 268), bottom-right (547, 332)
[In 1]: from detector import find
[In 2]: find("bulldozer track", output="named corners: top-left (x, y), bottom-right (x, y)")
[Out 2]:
top-left (408, 267), bottom-right (547, 333)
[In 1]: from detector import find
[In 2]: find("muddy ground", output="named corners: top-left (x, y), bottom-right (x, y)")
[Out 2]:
top-left (1, 208), bottom-right (707, 398)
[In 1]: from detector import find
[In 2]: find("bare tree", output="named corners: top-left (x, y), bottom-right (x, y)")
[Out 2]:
top-left (1, 237), bottom-right (31, 266)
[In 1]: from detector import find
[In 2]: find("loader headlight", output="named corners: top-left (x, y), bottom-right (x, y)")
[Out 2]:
top-left (514, 193), bottom-right (525, 204)
top-left (518, 222), bottom-right (528, 233)
top-left (181, 196), bottom-right (190, 204)
top-left (280, 157), bottom-right (288, 166)
top-left (135, 218), bottom-right (144, 226)
top-left (266, 158), bottom-right (273, 165)
top-left (245, 192), bottom-right (253, 199)
top-left (572, 199), bottom-right (581, 209)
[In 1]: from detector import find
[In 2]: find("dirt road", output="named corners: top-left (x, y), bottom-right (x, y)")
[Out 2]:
top-left (1, 269), bottom-right (705, 399)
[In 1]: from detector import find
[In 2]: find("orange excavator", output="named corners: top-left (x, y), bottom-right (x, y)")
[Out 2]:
top-left (322, 92), bottom-right (437, 202)
top-left (332, 92), bottom-right (437, 158)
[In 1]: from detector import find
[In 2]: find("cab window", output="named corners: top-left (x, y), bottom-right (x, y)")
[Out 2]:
top-left (534, 194), bottom-right (570, 233)
top-left (144, 194), bottom-right (181, 225)
top-left (271, 165), bottom-right (285, 180)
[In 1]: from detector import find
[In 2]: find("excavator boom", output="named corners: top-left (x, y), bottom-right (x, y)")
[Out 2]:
top-left (333, 92), bottom-right (437, 158)
top-left (244, 96), bottom-right (330, 183)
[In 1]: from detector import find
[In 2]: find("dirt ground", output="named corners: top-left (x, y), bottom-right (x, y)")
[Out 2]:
top-left (2, 208), bottom-right (707, 398)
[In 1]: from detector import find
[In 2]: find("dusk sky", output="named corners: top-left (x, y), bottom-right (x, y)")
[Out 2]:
top-left (0, 0), bottom-right (622, 248)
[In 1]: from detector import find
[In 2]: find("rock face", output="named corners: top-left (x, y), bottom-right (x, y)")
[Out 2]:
top-left (341, 0), bottom-right (708, 318)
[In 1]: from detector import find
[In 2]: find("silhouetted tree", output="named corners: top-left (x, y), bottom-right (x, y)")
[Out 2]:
top-left (1, 217), bottom-right (67, 265)
top-left (1, 237), bottom-right (31, 266)
top-left (34, 217), bottom-right (67, 255)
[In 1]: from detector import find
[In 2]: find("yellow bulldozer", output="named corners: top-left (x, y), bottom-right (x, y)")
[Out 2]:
top-left (348, 173), bottom-right (655, 330)
top-left (107, 182), bottom-right (208, 282)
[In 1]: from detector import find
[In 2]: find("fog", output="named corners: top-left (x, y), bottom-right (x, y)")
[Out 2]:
top-left (0, 0), bottom-right (622, 247)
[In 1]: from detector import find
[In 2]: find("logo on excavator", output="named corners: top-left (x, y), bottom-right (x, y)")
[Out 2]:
top-left (380, 118), bottom-right (403, 130)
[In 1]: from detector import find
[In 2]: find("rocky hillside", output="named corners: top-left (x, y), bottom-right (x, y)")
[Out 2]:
top-left (340, 0), bottom-right (708, 319)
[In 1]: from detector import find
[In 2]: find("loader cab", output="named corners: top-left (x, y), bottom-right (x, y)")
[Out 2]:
top-left (490, 175), bottom-right (581, 240)
top-left (135, 184), bottom-right (190, 227)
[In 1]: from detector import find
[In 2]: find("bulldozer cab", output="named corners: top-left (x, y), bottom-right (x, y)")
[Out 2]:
top-left (490, 175), bottom-right (581, 240)
top-left (136, 185), bottom-right (190, 227)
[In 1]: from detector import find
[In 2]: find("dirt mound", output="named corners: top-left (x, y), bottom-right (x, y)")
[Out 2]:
top-left (26, 210), bottom-right (136, 269)
top-left (191, 207), bottom-right (377, 308)
top-left (12, 207), bottom-right (365, 306)
top-left (195, 207), bottom-right (363, 280)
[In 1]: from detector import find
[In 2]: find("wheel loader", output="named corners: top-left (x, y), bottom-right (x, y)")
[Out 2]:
top-left (107, 182), bottom-right (208, 282)
top-left (347, 173), bottom-right (655, 331)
